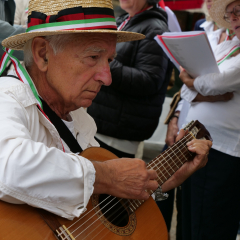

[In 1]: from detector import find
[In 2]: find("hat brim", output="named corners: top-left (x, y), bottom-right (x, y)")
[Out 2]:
top-left (2, 29), bottom-right (145, 50)
top-left (209, 0), bottom-right (234, 29)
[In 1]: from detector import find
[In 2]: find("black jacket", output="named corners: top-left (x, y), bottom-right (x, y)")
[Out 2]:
top-left (87, 6), bottom-right (173, 141)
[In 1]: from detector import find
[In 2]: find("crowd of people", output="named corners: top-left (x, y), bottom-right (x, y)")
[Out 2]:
top-left (0, 0), bottom-right (239, 239)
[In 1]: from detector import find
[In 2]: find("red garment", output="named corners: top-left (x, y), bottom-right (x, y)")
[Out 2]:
top-left (158, 0), bottom-right (166, 10)
top-left (163, 0), bottom-right (204, 10)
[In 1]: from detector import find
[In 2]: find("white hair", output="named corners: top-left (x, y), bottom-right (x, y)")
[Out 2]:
top-left (23, 34), bottom-right (81, 67)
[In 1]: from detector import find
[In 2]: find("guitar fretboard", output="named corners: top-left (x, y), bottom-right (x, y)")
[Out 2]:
top-left (127, 133), bottom-right (195, 212)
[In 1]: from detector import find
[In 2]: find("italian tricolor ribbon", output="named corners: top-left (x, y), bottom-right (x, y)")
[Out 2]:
top-left (217, 45), bottom-right (240, 66)
top-left (0, 47), bottom-right (65, 152)
top-left (27, 7), bottom-right (117, 32)
top-left (1, 47), bottom-right (43, 108)
top-left (225, 29), bottom-right (236, 42)
top-left (27, 18), bottom-right (117, 32)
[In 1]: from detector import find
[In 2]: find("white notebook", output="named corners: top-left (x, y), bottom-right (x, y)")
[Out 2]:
top-left (155, 31), bottom-right (220, 78)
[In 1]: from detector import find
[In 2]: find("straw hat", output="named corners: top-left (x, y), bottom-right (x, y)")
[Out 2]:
top-left (2, 0), bottom-right (145, 50)
top-left (209, 0), bottom-right (234, 29)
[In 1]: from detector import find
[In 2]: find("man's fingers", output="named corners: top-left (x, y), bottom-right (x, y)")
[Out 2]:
top-left (147, 169), bottom-right (158, 180)
top-left (176, 129), bottom-right (185, 142)
top-left (145, 179), bottom-right (159, 191)
top-left (187, 139), bottom-right (212, 154)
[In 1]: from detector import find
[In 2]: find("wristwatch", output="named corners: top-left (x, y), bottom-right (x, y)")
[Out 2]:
top-left (155, 185), bottom-right (169, 201)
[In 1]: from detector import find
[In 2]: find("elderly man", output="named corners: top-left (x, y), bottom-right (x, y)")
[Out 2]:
top-left (0, 0), bottom-right (211, 227)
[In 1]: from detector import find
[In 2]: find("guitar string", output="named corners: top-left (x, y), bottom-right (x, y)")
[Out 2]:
top-left (57, 134), bottom-right (192, 239)
top-left (127, 134), bottom-right (193, 209)
top-left (71, 193), bottom-right (132, 238)
top-left (70, 135), bottom-right (193, 240)
top-left (58, 134), bottom-right (193, 240)
top-left (148, 135), bottom-right (192, 184)
top-left (80, 197), bottom-right (136, 240)
top-left (147, 134), bottom-right (192, 185)
top-left (64, 132), bottom-right (194, 233)
top-left (79, 194), bottom-right (138, 240)
top-left (57, 134), bottom-right (194, 240)
top-left (57, 134), bottom-right (193, 240)
top-left (60, 139), bottom-right (193, 240)
top-left (148, 133), bottom-right (192, 169)
top-left (76, 197), bottom-right (133, 239)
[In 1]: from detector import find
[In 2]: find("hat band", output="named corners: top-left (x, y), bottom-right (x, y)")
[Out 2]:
top-left (27, 7), bottom-right (117, 32)
top-left (27, 18), bottom-right (117, 32)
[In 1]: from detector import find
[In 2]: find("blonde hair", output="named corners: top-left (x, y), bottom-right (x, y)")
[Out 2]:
top-left (202, 0), bottom-right (213, 22)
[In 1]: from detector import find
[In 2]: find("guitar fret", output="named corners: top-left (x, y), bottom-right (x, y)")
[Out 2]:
top-left (158, 159), bottom-right (170, 180)
top-left (162, 151), bottom-right (176, 174)
top-left (128, 129), bottom-right (204, 212)
top-left (129, 201), bottom-right (136, 210)
top-left (136, 199), bottom-right (142, 206)
top-left (56, 226), bottom-right (74, 240)
top-left (171, 145), bottom-right (184, 166)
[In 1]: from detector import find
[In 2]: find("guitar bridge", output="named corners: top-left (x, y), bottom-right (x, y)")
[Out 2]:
top-left (56, 225), bottom-right (75, 240)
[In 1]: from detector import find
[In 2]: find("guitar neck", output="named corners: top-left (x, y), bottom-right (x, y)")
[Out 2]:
top-left (128, 133), bottom-right (195, 212)
top-left (147, 132), bottom-right (195, 186)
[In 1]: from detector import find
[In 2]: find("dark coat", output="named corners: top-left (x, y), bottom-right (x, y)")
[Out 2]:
top-left (87, 6), bottom-right (173, 141)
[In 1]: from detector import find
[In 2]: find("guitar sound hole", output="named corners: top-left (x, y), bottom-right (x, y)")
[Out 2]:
top-left (99, 194), bottom-right (129, 227)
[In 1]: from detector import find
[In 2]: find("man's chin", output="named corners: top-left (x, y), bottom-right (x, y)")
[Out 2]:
top-left (80, 100), bottom-right (93, 109)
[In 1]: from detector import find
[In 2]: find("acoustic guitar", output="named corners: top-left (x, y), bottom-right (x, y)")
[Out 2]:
top-left (0, 120), bottom-right (212, 240)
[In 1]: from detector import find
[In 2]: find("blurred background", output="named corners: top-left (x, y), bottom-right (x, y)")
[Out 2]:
top-left (112, 0), bottom-right (207, 162)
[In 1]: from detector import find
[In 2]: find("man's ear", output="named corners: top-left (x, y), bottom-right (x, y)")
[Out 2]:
top-left (31, 37), bottom-right (49, 72)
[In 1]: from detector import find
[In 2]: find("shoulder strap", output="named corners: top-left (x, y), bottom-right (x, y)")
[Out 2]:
top-left (41, 99), bottom-right (83, 153)
top-left (6, 74), bottom-right (82, 153)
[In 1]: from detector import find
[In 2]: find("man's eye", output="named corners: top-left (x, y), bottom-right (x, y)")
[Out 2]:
top-left (91, 56), bottom-right (98, 60)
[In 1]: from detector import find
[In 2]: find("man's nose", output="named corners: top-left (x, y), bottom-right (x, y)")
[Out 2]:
top-left (94, 64), bottom-right (112, 86)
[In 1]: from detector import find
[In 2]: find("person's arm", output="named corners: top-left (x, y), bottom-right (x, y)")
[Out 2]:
top-left (181, 84), bottom-right (198, 103)
top-left (165, 110), bottom-right (180, 147)
top-left (14, 0), bottom-right (28, 27)
top-left (161, 129), bottom-right (211, 192)
top-left (0, 91), bottom-right (95, 220)
top-left (193, 92), bottom-right (233, 102)
top-left (93, 158), bottom-right (158, 200)
top-left (180, 66), bottom-right (240, 96)
top-left (0, 20), bottom-right (25, 60)
top-left (92, 129), bottom-right (212, 199)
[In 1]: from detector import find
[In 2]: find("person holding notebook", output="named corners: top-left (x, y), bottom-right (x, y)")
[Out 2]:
top-left (179, 0), bottom-right (240, 239)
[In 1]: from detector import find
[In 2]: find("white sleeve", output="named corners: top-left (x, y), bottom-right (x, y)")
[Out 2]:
top-left (181, 84), bottom-right (198, 103)
top-left (175, 99), bottom-right (184, 112)
top-left (0, 92), bottom-right (95, 220)
top-left (194, 67), bottom-right (240, 96)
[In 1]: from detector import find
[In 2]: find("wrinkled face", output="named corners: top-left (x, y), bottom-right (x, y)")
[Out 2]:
top-left (119, 0), bottom-right (148, 14)
top-left (226, 0), bottom-right (240, 39)
top-left (46, 33), bottom-right (117, 110)
top-left (206, 0), bottom-right (213, 11)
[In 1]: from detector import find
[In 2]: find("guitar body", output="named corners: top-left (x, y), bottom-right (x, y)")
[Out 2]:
top-left (0, 147), bottom-right (168, 240)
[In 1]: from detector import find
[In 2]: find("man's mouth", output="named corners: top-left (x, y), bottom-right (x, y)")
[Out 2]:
top-left (235, 26), bottom-right (240, 30)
